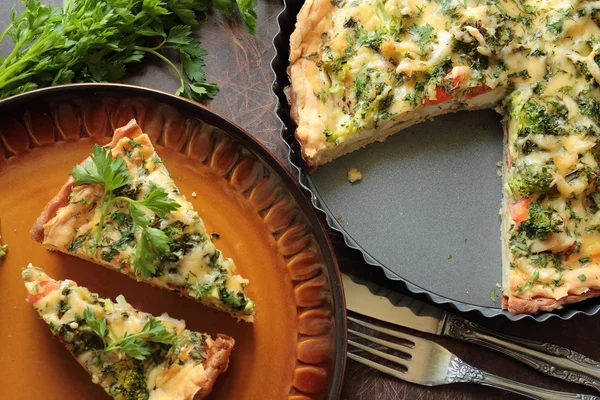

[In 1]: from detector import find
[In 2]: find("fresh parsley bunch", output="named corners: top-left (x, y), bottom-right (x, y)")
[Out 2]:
top-left (0, 0), bottom-right (258, 101)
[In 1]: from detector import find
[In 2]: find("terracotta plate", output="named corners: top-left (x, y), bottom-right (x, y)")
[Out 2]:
top-left (271, 0), bottom-right (600, 321)
top-left (0, 84), bottom-right (346, 399)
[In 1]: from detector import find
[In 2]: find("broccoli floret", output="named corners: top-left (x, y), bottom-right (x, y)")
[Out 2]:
top-left (508, 93), bottom-right (569, 137)
top-left (520, 201), bottom-right (562, 240)
top-left (508, 163), bottom-right (553, 197)
top-left (577, 95), bottom-right (600, 125)
top-left (509, 231), bottom-right (532, 256)
top-left (518, 99), bottom-right (568, 136)
top-left (105, 360), bottom-right (149, 400)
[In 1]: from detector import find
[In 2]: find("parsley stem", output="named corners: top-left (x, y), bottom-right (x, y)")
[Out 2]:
top-left (0, 23), bottom-right (12, 44)
top-left (134, 46), bottom-right (186, 92)
top-left (0, 72), bottom-right (36, 88)
top-left (110, 196), bottom-right (136, 205)
top-left (105, 332), bottom-right (147, 352)
top-left (0, 35), bottom-right (50, 87)
top-left (95, 189), bottom-right (111, 245)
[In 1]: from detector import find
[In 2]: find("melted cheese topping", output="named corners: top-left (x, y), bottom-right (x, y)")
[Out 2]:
top-left (22, 266), bottom-right (229, 400)
top-left (42, 133), bottom-right (254, 319)
top-left (292, 0), bottom-right (600, 306)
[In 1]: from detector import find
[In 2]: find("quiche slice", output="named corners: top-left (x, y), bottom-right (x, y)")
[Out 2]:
top-left (290, 0), bottom-right (600, 313)
top-left (31, 119), bottom-right (254, 321)
top-left (23, 265), bottom-right (234, 400)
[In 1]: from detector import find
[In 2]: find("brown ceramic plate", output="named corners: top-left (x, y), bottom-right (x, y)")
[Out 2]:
top-left (0, 83), bottom-right (346, 400)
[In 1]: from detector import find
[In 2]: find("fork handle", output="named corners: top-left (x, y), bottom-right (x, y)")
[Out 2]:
top-left (447, 356), bottom-right (599, 400)
top-left (443, 314), bottom-right (600, 391)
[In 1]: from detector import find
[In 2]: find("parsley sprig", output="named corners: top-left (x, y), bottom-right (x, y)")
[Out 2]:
top-left (0, 239), bottom-right (6, 259)
top-left (71, 144), bottom-right (181, 277)
top-left (83, 307), bottom-right (176, 361)
top-left (0, 0), bottom-right (258, 101)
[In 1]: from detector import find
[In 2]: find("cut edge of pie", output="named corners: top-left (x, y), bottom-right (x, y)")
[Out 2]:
top-left (288, 0), bottom-right (505, 169)
top-left (31, 119), bottom-right (255, 322)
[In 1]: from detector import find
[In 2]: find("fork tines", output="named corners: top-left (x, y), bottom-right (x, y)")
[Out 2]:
top-left (347, 316), bottom-right (418, 376)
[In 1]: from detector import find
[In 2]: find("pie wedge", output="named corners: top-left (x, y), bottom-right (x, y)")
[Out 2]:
top-left (31, 119), bottom-right (254, 321)
top-left (289, 0), bottom-right (600, 313)
top-left (23, 265), bottom-right (234, 400)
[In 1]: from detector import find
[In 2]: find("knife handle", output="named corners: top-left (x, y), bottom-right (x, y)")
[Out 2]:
top-left (443, 314), bottom-right (600, 391)
top-left (448, 356), bottom-right (600, 400)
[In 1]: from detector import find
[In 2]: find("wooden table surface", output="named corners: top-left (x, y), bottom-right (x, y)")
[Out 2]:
top-left (4, 1), bottom-right (600, 399)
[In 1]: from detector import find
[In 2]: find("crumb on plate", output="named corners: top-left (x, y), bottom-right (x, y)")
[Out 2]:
top-left (192, 191), bottom-right (197, 198)
top-left (347, 168), bottom-right (362, 183)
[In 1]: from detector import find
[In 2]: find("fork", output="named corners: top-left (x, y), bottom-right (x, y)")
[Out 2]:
top-left (348, 317), bottom-right (600, 400)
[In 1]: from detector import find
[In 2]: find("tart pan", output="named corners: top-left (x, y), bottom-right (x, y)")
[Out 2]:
top-left (270, 0), bottom-right (600, 321)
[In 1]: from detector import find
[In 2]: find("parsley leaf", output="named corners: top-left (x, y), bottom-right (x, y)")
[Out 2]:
top-left (85, 307), bottom-right (176, 361)
top-left (72, 145), bottom-right (130, 191)
top-left (112, 337), bottom-right (153, 361)
top-left (236, 0), bottom-right (258, 35)
top-left (133, 228), bottom-right (171, 277)
top-left (71, 144), bottom-right (181, 277)
top-left (137, 188), bottom-right (183, 219)
top-left (105, 316), bottom-right (177, 360)
top-left (83, 307), bottom-right (107, 347)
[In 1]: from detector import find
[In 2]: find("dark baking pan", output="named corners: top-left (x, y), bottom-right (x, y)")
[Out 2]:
top-left (270, 0), bottom-right (600, 321)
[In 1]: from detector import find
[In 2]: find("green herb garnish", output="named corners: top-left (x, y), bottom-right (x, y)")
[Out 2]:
top-left (517, 270), bottom-right (540, 294)
top-left (71, 144), bottom-right (181, 277)
top-left (407, 24), bottom-right (436, 54)
top-left (0, 235), bottom-right (6, 259)
top-left (490, 287), bottom-right (498, 302)
top-left (84, 307), bottom-right (176, 361)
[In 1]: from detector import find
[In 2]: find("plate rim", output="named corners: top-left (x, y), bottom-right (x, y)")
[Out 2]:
top-left (269, 0), bottom-right (600, 322)
top-left (0, 82), bottom-right (347, 399)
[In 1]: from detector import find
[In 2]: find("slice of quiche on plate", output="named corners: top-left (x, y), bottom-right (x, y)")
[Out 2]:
top-left (31, 119), bottom-right (254, 321)
top-left (22, 264), bottom-right (234, 400)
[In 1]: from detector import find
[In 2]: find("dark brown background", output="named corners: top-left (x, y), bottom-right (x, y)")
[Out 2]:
top-left (2, 0), bottom-right (600, 399)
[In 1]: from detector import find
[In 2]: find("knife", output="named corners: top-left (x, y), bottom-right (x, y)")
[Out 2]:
top-left (343, 274), bottom-right (600, 391)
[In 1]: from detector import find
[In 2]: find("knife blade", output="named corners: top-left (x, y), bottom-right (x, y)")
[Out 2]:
top-left (343, 274), bottom-right (600, 391)
top-left (343, 274), bottom-right (448, 335)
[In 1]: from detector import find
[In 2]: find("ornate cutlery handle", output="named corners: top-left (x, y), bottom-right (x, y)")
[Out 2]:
top-left (443, 314), bottom-right (600, 391)
top-left (446, 356), bottom-right (599, 400)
